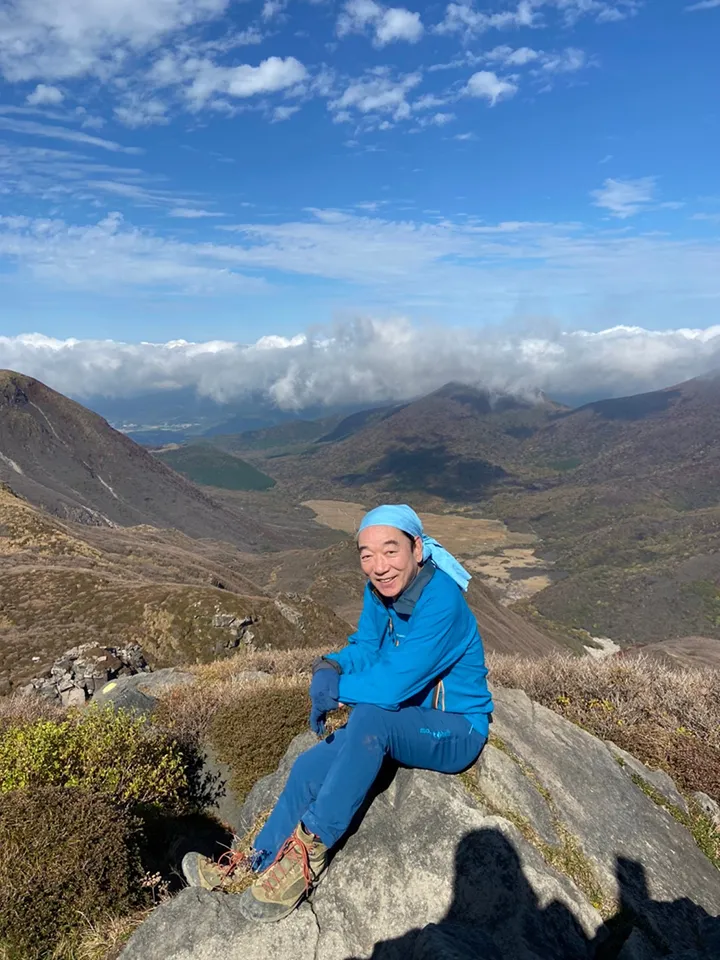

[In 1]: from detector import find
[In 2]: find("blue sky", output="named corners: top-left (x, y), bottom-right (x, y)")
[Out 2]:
top-left (0, 0), bottom-right (719, 404)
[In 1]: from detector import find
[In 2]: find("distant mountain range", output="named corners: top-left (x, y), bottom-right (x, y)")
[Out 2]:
top-left (209, 376), bottom-right (720, 647)
top-left (3, 367), bottom-right (719, 653)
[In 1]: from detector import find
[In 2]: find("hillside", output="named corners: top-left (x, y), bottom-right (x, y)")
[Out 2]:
top-left (0, 371), bottom-right (286, 550)
top-left (240, 383), bottom-right (565, 503)
top-left (153, 444), bottom-right (276, 491)
top-left (0, 483), bottom-right (349, 689)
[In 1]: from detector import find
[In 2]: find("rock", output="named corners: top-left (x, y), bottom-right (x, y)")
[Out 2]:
top-left (0, 676), bottom-right (11, 696)
top-left (61, 686), bottom-right (86, 708)
top-left (121, 696), bottom-right (720, 960)
top-left (120, 887), bottom-right (318, 960)
top-left (476, 743), bottom-right (559, 846)
top-left (313, 785), bottom-right (602, 960)
top-left (606, 740), bottom-right (689, 814)
top-left (491, 689), bottom-right (720, 952)
top-left (93, 668), bottom-right (195, 716)
top-left (22, 642), bottom-right (152, 705)
top-left (693, 792), bottom-right (720, 830)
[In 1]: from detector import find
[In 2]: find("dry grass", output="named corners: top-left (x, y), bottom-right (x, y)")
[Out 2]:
top-left (488, 651), bottom-right (720, 801)
top-left (0, 692), bottom-right (64, 734)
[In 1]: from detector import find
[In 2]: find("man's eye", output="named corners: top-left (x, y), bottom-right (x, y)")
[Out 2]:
top-left (386, 550), bottom-right (397, 556)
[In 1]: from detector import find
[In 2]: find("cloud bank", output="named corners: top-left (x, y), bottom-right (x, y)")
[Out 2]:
top-left (2, 320), bottom-right (719, 410)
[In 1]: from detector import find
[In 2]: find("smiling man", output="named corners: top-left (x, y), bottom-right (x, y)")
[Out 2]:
top-left (183, 503), bottom-right (493, 922)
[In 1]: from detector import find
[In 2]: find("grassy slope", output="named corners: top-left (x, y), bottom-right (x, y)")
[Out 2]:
top-left (154, 445), bottom-right (275, 491)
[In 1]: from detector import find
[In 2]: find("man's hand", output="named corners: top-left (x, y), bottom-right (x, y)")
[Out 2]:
top-left (309, 660), bottom-right (340, 737)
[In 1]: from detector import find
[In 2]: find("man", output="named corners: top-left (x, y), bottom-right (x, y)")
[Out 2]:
top-left (183, 504), bottom-right (493, 922)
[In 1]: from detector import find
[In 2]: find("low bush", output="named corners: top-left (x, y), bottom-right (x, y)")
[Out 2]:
top-left (0, 704), bottom-right (190, 815)
top-left (0, 787), bottom-right (140, 960)
top-left (208, 682), bottom-right (311, 800)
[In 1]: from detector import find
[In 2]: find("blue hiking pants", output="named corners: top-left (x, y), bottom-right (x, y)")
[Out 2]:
top-left (252, 703), bottom-right (486, 867)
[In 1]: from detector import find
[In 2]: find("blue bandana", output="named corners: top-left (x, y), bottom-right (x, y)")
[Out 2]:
top-left (358, 504), bottom-right (471, 592)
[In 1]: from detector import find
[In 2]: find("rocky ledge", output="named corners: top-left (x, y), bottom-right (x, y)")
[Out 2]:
top-left (119, 687), bottom-right (720, 959)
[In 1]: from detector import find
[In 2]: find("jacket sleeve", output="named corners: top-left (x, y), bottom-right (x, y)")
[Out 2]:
top-left (324, 585), bottom-right (383, 675)
top-left (337, 587), bottom-right (466, 710)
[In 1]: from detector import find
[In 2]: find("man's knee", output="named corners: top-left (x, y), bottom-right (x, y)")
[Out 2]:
top-left (347, 703), bottom-right (393, 742)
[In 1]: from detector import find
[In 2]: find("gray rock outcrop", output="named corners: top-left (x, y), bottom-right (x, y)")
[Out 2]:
top-left (19, 642), bottom-right (149, 705)
top-left (121, 688), bottom-right (720, 960)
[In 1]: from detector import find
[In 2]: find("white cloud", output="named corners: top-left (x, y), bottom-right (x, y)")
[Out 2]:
top-left (454, 131), bottom-right (477, 140)
top-left (0, 211), bottom-right (264, 294)
top-left (0, 116), bottom-right (140, 153)
top-left (3, 321), bottom-right (720, 409)
top-left (114, 97), bottom-right (168, 127)
top-left (330, 69), bottom-right (422, 124)
top-left (272, 104), bottom-right (300, 122)
top-left (375, 7), bottom-right (424, 45)
top-left (337, 0), bottom-right (424, 46)
top-left (481, 44), bottom-right (587, 73)
top-left (686, 0), bottom-right (720, 8)
top-left (435, 1), bottom-right (534, 37)
top-left (26, 83), bottom-right (64, 105)
top-left (592, 177), bottom-right (656, 218)
top-left (169, 207), bottom-right (225, 218)
top-left (262, 0), bottom-right (287, 19)
top-left (150, 54), bottom-right (307, 108)
top-left (464, 71), bottom-right (518, 105)
top-left (541, 47), bottom-right (587, 73)
top-left (0, 0), bottom-right (230, 82)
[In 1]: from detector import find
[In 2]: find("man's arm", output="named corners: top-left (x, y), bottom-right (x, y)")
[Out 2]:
top-left (337, 589), bottom-right (466, 710)
top-left (323, 584), bottom-right (383, 675)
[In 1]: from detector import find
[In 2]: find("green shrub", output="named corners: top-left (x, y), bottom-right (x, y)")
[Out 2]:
top-left (0, 705), bottom-right (189, 815)
top-left (0, 787), bottom-right (139, 960)
top-left (209, 684), bottom-right (310, 800)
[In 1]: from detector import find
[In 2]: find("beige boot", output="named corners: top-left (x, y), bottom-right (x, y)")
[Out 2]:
top-left (238, 823), bottom-right (328, 923)
top-left (181, 847), bottom-right (253, 893)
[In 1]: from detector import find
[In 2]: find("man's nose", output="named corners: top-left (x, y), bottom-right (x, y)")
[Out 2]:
top-left (373, 557), bottom-right (390, 575)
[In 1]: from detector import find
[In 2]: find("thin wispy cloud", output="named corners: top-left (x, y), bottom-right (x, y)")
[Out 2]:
top-left (591, 177), bottom-right (656, 218)
top-left (0, 116), bottom-right (140, 153)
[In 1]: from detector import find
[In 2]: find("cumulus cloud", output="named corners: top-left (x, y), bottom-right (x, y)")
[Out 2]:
top-left (0, 0), bottom-right (230, 82)
top-left (337, 0), bottom-right (424, 47)
top-left (435, 1), bottom-right (534, 37)
top-left (26, 83), bottom-right (64, 105)
top-left (464, 71), bottom-right (518, 105)
top-left (592, 177), bottom-right (656, 218)
top-left (330, 68), bottom-right (422, 124)
top-left (2, 320), bottom-right (719, 409)
top-left (149, 53), bottom-right (307, 108)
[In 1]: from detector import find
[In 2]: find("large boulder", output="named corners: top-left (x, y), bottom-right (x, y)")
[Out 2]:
top-left (121, 689), bottom-right (720, 960)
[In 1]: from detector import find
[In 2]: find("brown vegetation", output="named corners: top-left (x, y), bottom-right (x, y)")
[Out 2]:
top-left (0, 787), bottom-right (139, 959)
top-left (489, 652), bottom-right (720, 802)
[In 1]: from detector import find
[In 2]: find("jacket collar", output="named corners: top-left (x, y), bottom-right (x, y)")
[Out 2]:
top-left (371, 560), bottom-right (437, 616)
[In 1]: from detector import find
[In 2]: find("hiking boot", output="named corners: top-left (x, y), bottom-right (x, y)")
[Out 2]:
top-left (181, 847), bottom-right (253, 892)
top-left (237, 823), bottom-right (328, 923)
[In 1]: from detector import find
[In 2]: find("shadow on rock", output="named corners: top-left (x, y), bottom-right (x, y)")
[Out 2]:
top-left (354, 828), bottom-right (720, 960)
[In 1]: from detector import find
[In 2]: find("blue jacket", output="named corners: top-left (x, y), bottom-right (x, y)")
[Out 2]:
top-left (326, 561), bottom-right (493, 738)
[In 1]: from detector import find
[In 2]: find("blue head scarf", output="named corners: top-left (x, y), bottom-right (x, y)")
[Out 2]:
top-left (357, 504), bottom-right (472, 592)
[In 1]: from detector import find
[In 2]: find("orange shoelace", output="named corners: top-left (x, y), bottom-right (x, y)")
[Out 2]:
top-left (216, 847), bottom-right (253, 880)
top-left (260, 831), bottom-right (314, 896)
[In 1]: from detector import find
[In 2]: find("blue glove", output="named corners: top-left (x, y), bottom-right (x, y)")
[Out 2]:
top-left (309, 660), bottom-right (340, 737)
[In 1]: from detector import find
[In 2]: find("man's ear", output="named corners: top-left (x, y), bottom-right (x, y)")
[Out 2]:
top-left (413, 536), bottom-right (423, 562)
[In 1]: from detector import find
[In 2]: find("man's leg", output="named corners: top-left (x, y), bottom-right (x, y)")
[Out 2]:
top-left (182, 728), bottom-right (346, 889)
top-left (251, 728), bottom-right (347, 867)
top-left (302, 703), bottom-right (485, 848)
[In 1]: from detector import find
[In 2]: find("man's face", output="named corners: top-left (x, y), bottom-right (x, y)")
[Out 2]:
top-left (357, 524), bottom-right (423, 600)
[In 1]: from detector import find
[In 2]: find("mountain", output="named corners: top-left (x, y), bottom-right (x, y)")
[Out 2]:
top-left (239, 383), bottom-right (566, 502)
top-left (0, 371), bottom-right (286, 550)
top-left (219, 376), bottom-right (720, 646)
top-left (0, 482), bottom-right (349, 690)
